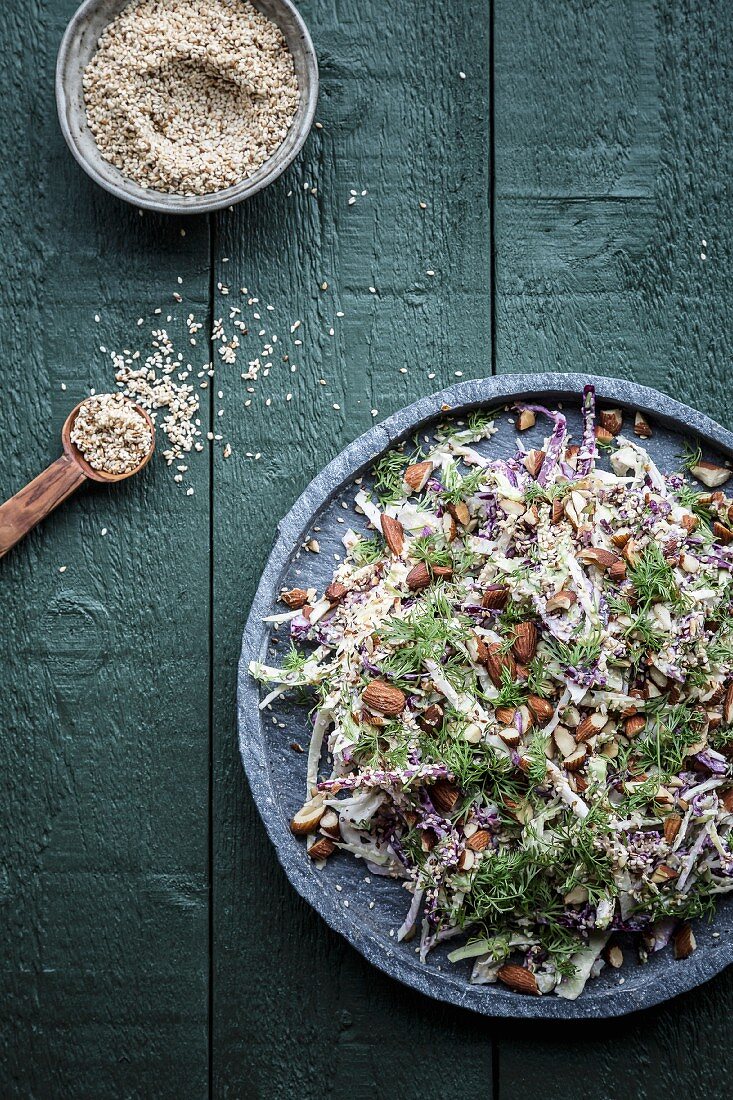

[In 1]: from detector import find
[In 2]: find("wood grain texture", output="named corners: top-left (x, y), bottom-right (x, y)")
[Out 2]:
top-left (494, 0), bottom-right (733, 1095)
top-left (495, 0), bottom-right (733, 426)
top-left (0, 2), bottom-right (211, 1095)
top-left (211, 0), bottom-right (492, 1095)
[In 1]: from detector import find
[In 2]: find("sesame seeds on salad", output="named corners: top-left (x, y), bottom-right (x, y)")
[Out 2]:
top-left (251, 386), bottom-right (733, 999)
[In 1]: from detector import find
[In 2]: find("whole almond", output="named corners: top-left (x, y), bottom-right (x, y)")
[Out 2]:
top-left (362, 680), bottom-right (406, 716)
top-left (432, 565), bottom-right (454, 581)
top-left (664, 813), bottom-right (682, 844)
top-left (325, 581), bottom-right (348, 603)
top-left (466, 829), bottom-right (491, 852)
top-left (482, 584), bottom-right (510, 610)
top-left (495, 705), bottom-right (517, 726)
top-left (527, 695), bottom-right (555, 724)
top-left (485, 643), bottom-right (516, 688)
top-left (512, 622), bottom-right (538, 664)
top-left (381, 514), bottom-right (405, 555)
top-left (406, 561), bottom-right (431, 591)
top-left (308, 836), bottom-right (336, 860)
top-left (497, 964), bottom-right (539, 996)
top-left (404, 460), bottom-right (433, 492)
top-left (673, 922), bottom-right (696, 960)
top-left (431, 779), bottom-right (460, 815)
top-left (634, 411), bottom-right (653, 438)
top-left (281, 587), bottom-right (309, 609)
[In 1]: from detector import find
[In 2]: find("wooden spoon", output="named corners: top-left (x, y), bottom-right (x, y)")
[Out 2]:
top-left (0, 397), bottom-right (155, 559)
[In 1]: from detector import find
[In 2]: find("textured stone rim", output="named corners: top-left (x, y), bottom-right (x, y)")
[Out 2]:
top-left (55, 0), bottom-right (319, 215)
top-left (238, 373), bottom-right (733, 1019)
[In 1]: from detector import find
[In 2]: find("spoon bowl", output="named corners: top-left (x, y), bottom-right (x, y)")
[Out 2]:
top-left (62, 396), bottom-right (155, 482)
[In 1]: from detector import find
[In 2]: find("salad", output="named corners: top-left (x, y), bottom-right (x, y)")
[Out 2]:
top-left (251, 387), bottom-right (733, 998)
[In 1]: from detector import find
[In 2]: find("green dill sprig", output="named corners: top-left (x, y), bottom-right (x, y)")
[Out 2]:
top-left (523, 481), bottom-right (569, 506)
top-left (350, 535), bottom-right (383, 566)
top-left (525, 730), bottom-right (550, 785)
top-left (633, 703), bottom-right (707, 776)
top-left (627, 541), bottom-right (681, 610)
top-left (439, 458), bottom-right (486, 505)
top-left (545, 631), bottom-right (602, 675)
top-left (678, 440), bottom-right (703, 473)
top-left (411, 533), bottom-right (453, 569)
top-left (437, 411), bottom-right (495, 444)
top-left (380, 587), bottom-right (471, 681)
top-left (372, 450), bottom-right (411, 506)
top-left (282, 643), bottom-right (309, 673)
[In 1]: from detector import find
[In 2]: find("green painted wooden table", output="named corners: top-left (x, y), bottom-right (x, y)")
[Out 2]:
top-left (2, 0), bottom-right (733, 1095)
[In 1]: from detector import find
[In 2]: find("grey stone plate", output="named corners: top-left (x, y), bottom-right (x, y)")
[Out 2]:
top-left (238, 373), bottom-right (733, 1018)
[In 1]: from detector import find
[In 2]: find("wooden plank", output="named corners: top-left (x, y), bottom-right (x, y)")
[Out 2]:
top-left (0, 3), bottom-right (211, 1094)
top-left (494, 0), bottom-right (733, 1094)
top-left (494, 0), bottom-right (733, 425)
top-left (211, 0), bottom-right (492, 1093)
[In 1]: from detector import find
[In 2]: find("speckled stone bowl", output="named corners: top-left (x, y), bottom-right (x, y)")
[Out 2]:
top-left (56, 0), bottom-right (318, 215)
top-left (238, 374), bottom-right (733, 1018)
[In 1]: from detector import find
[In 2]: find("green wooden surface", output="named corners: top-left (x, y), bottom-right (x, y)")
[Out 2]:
top-left (1, 0), bottom-right (732, 1096)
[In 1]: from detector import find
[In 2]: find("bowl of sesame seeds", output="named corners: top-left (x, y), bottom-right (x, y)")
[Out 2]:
top-left (56, 0), bottom-right (318, 214)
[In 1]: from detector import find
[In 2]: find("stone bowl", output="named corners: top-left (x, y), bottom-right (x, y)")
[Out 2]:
top-left (238, 373), bottom-right (733, 1019)
top-left (55, 0), bottom-right (318, 215)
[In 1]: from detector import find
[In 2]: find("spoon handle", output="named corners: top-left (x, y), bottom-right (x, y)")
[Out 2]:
top-left (0, 453), bottom-right (87, 558)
